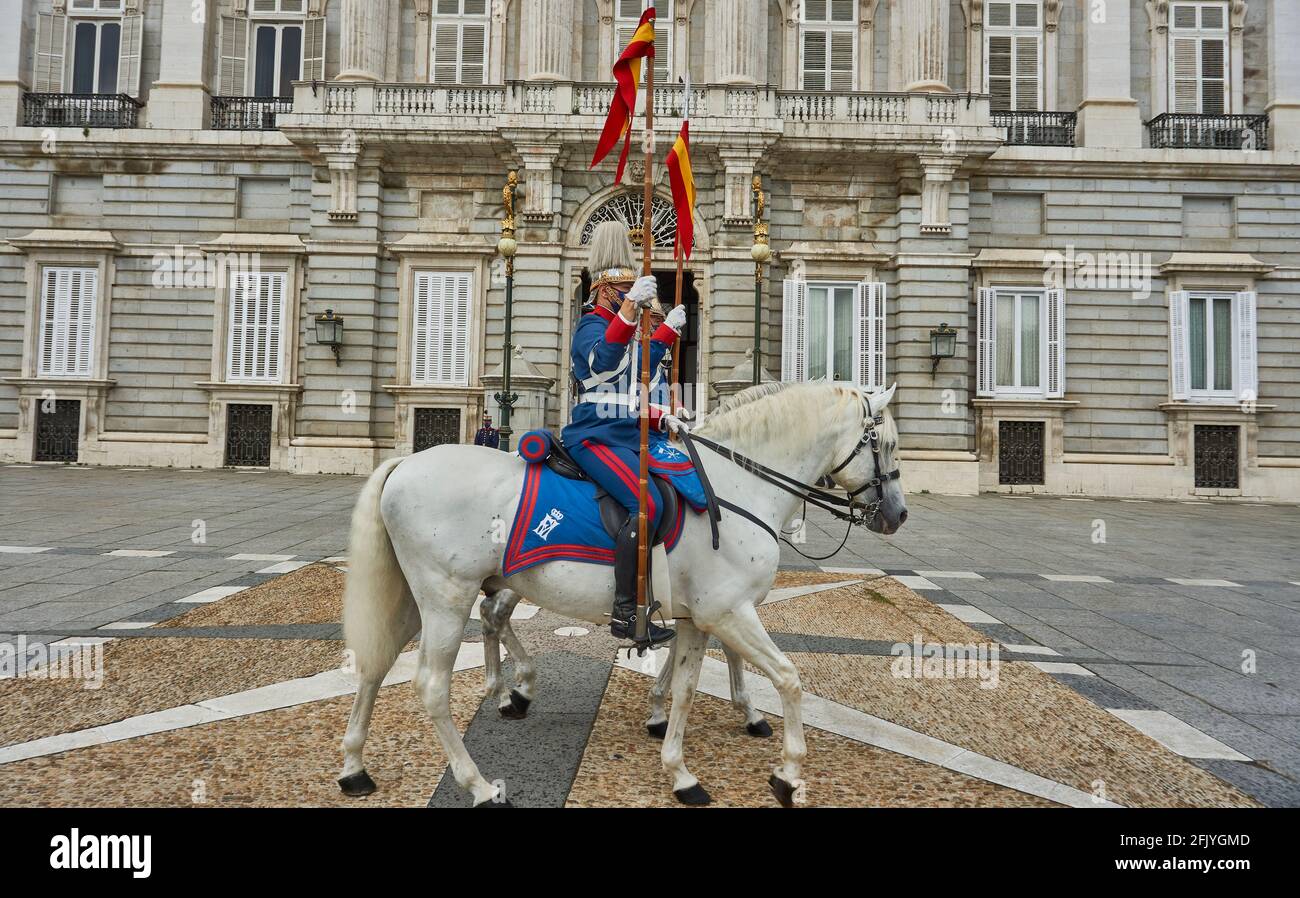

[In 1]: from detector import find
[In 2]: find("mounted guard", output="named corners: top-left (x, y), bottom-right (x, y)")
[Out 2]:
top-left (563, 222), bottom-right (686, 646)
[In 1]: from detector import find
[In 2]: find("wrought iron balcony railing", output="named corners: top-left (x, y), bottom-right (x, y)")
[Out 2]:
top-left (22, 92), bottom-right (142, 128)
top-left (1147, 113), bottom-right (1269, 150)
top-left (992, 110), bottom-right (1077, 147)
top-left (211, 96), bottom-right (294, 131)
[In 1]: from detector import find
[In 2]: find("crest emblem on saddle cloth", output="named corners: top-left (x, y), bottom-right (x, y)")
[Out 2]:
top-left (533, 508), bottom-right (565, 541)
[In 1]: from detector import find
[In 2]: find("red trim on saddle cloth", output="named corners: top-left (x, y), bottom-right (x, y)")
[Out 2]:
top-left (583, 439), bottom-right (657, 522)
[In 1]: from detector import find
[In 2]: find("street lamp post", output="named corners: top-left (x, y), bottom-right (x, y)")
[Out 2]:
top-left (750, 175), bottom-right (772, 385)
top-left (494, 171), bottom-right (520, 452)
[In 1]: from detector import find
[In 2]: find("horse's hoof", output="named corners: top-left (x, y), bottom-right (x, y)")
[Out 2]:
top-left (746, 719), bottom-right (774, 738)
top-left (646, 720), bottom-right (668, 740)
top-left (768, 774), bottom-right (798, 808)
top-left (498, 689), bottom-right (530, 720)
top-left (475, 796), bottom-right (513, 808)
top-left (673, 783), bottom-right (712, 806)
top-left (338, 770), bottom-right (377, 797)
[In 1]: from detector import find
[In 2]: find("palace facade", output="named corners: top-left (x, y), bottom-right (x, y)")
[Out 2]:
top-left (0, 0), bottom-right (1298, 499)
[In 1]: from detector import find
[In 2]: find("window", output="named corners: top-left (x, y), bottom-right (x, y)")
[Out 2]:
top-left (1169, 290), bottom-right (1256, 401)
top-left (1169, 1), bottom-right (1228, 114)
top-left (69, 0), bottom-right (123, 12)
top-left (985, 0), bottom-right (1042, 111)
top-left (227, 271), bottom-right (287, 383)
top-left (251, 22), bottom-right (303, 97)
top-left (37, 267), bottom-right (98, 377)
top-left (70, 19), bottom-right (119, 94)
top-left (781, 279), bottom-right (886, 388)
top-left (219, 10), bottom-right (323, 96)
top-left (615, 0), bottom-right (670, 87)
top-left (976, 287), bottom-right (1065, 398)
top-left (432, 0), bottom-right (490, 85)
top-left (799, 0), bottom-right (855, 91)
top-left (412, 271), bottom-right (472, 385)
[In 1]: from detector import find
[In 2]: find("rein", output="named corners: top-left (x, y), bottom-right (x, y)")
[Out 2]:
top-left (677, 405), bottom-right (899, 556)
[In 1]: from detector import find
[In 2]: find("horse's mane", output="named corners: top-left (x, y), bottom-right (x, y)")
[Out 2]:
top-left (697, 381), bottom-right (894, 454)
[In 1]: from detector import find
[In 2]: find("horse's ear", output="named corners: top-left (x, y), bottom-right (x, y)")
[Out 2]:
top-left (868, 383), bottom-right (897, 413)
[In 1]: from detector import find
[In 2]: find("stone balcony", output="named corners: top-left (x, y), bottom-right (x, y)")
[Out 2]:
top-left (279, 80), bottom-right (1003, 156)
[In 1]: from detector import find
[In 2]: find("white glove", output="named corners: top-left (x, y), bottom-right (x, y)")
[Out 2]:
top-left (664, 305), bottom-right (687, 334)
top-left (673, 407), bottom-right (694, 421)
top-left (629, 275), bottom-right (658, 309)
top-left (660, 413), bottom-right (690, 435)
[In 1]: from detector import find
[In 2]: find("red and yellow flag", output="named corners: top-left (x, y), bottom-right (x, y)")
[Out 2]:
top-left (590, 7), bottom-right (655, 184)
top-left (665, 120), bottom-right (694, 259)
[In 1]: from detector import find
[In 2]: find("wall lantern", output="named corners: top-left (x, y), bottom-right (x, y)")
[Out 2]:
top-left (929, 322), bottom-right (957, 374)
top-left (314, 308), bottom-right (345, 365)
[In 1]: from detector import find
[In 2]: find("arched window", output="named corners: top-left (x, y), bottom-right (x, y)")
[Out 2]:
top-left (580, 192), bottom-right (686, 253)
top-left (431, 0), bottom-right (491, 85)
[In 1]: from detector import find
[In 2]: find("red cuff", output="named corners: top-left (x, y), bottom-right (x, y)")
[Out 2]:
top-left (604, 313), bottom-right (636, 345)
top-left (652, 323), bottom-right (679, 345)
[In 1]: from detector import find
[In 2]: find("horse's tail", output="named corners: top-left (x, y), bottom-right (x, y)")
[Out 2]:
top-left (343, 456), bottom-right (417, 681)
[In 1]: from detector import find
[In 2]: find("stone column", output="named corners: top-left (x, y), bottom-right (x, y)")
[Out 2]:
top-left (338, 0), bottom-right (390, 82)
top-left (1268, 0), bottom-right (1300, 151)
top-left (1077, 0), bottom-right (1141, 148)
top-left (522, 0), bottom-right (574, 80)
top-left (891, 0), bottom-right (950, 92)
top-left (0, 0), bottom-right (27, 127)
top-left (148, 0), bottom-right (212, 129)
top-left (710, 0), bottom-right (760, 85)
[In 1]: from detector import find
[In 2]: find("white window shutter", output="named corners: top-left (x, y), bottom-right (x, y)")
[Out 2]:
top-left (228, 272), bottom-right (285, 382)
top-left (412, 274), bottom-right (431, 383)
top-left (852, 281), bottom-right (886, 389)
top-left (781, 278), bottom-right (807, 382)
top-left (801, 30), bottom-right (827, 91)
top-left (451, 273), bottom-right (471, 383)
top-left (303, 16), bottom-right (326, 81)
top-left (1171, 37), bottom-right (1199, 113)
top-left (986, 35), bottom-right (1012, 110)
top-left (460, 23), bottom-right (488, 85)
top-left (1014, 35), bottom-right (1041, 111)
top-left (1045, 288), bottom-right (1065, 398)
top-left (1199, 37), bottom-right (1227, 115)
top-left (412, 272), bottom-right (471, 385)
top-left (976, 288), bottom-right (997, 397)
top-left (117, 13), bottom-right (144, 96)
top-left (35, 13), bottom-right (67, 93)
top-left (38, 267), bottom-right (97, 377)
top-left (1235, 291), bottom-right (1257, 401)
top-left (432, 23), bottom-right (461, 84)
top-left (829, 30), bottom-right (855, 92)
top-left (1169, 290), bottom-right (1190, 401)
top-left (219, 16), bottom-right (249, 96)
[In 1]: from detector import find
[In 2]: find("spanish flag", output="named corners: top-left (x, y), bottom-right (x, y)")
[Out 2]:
top-left (590, 6), bottom-right (655, 184)
top-left (666, 120), bottom-right (694, 259)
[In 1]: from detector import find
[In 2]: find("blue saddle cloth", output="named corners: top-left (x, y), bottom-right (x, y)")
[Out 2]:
top-left (503, 430), bottom-right (708, 578)
top-left (502, 462), bottom-right (687, 577)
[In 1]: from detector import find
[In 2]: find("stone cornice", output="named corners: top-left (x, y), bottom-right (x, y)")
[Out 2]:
top-left (9, 229), bottom-right (121, 253)
top-left (983, 146), bottom-right (1300, 180)
top-left (1159, 253), bottom-right (1274, 276)
top-left (198, 234), bottom-right (307, 255)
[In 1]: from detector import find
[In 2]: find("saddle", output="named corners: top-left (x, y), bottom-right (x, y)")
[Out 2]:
top-left (544, 437), bottom-right (680, 546)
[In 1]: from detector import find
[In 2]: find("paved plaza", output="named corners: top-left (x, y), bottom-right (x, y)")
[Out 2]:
top-left (1, 464), bottom-right (1298, 807)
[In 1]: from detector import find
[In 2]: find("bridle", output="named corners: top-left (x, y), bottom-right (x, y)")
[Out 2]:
top-left (679, 396), bottom-right (901, 558)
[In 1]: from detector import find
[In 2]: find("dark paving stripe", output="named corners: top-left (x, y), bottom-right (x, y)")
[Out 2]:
top-left (1050, 673), bottom-right (1159, 711)
top-left (429, 650), bottom-right (612, 809)
top-left (1191, 759), bottom-right (1300, 808)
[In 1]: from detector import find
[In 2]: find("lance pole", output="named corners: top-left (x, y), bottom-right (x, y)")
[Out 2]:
top-left (635, 25), bottom-right (656, 644)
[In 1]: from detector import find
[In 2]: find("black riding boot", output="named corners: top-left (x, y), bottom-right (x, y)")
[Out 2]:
top-left (609, 515), bottom-right (675, 647)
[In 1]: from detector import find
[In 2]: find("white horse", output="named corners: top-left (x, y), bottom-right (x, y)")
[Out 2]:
top-left (338, 381), bottom-right (906, 807)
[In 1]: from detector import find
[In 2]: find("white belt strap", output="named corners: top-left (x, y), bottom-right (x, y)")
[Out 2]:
top-left (579, 343), bottom-right (632, 391)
